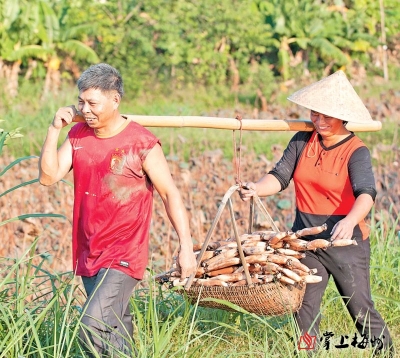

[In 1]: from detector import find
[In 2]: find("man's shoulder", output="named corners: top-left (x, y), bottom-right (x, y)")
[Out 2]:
top-left (68, 122), bottom-right (90, 138)
top-left (125, 120), bottom-right (159, 141)
top-left (127, 119), bottom-right (150, 132)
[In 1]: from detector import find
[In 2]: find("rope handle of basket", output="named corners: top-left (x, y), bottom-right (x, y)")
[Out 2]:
top-left (232, 114), bottom-right (279, 233)
top-left (184, 184), bottom-right (279, 290)
top-left (185, 184), bottom-right (239, 290)
top-left (251, 191), bottom-right (280, 232)
top-left (185, 116), bottom-right (279, 289)
top-left (227, 196), bottom-right (254, 287)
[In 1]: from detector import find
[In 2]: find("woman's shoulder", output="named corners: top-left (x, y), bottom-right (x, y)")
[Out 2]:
top-left (348, 133), bottom-right (369, 150)
top-left (288, 131), bottom-right (314, 149)
top-left (291, 131), bottom-right (313, 142)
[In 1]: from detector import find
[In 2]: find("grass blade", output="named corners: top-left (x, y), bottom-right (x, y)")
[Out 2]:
top-left (0, 213), bottom-right (66, 227)
top-left (0, 179), bottom-right (39, 198)
top-left (0, 155), bottom-right (38, 176)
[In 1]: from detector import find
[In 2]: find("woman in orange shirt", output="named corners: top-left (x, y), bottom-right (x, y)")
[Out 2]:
top-left (240, 71), bottom-right (393, 357)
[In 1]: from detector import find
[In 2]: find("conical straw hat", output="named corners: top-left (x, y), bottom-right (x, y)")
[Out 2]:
top-left (287, 70), bottom-right (373, 123)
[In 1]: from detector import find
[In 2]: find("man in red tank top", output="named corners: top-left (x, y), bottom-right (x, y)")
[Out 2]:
top-left (38, 63), bottom-right (197, 357)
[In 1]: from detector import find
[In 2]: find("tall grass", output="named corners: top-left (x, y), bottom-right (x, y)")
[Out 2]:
top-left (0, 215), bottom-right (398, 357)
top-left (0, 239), bottom-right (85, 357)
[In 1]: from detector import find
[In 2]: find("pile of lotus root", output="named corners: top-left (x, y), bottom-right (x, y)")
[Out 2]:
top-left (155, 224), bottom-right (358, 288)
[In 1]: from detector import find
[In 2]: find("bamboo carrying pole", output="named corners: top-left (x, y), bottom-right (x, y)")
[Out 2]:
top-left (123, 115), bottom-right (382, 132)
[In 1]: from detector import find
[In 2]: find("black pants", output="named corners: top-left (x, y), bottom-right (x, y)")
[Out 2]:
top-left (79, 268), bottom-right (139, 357)
top-left (294, 238), bottom-right (392, 353)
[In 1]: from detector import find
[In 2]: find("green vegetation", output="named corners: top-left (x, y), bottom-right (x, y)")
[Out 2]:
top-left (1, 76), bottom-right (399, 160)
top-left (0, 0), bottom-right (399, 100)
top-left (0, 119), bottom-right (23, 156)
top-left (0, 0), bottom-right (399, 158)
top-left (1, 80), bottom-right (297, 158)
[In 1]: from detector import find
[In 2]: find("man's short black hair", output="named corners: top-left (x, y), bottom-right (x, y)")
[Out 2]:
top-left (77, 63), bottom-right (124, 98)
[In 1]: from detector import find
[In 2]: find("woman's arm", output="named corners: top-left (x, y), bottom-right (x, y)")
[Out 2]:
top-left (240, 131), bottom-right (312, 200)
top-left (331, 146), bottom-right (376, 240)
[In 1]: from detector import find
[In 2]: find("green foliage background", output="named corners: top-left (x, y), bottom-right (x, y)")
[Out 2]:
top-left (0, 0), bottom-right (399, 98)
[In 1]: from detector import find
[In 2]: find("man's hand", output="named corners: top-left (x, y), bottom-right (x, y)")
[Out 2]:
top-left (52, 105), bottom-right (84, 130)
top-left (176, 246), bottom-right (197, 279)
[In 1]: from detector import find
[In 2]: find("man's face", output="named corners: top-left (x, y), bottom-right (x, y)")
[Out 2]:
top-left (77, 88), bottom-right (119, 129)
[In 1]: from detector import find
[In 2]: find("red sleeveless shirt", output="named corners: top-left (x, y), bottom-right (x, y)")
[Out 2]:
top-left (68, 120), bottom-right (160, 279)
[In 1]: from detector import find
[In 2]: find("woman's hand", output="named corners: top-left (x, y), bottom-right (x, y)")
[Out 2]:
top-left (330, 217), bottom-right (356, 241)
top-left (239, 182), bottom-right (257, 201)
top-left (330, 193), bottom-right (374, 241)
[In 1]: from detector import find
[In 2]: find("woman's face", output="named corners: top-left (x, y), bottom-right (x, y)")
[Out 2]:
top-left (310, 110), bottom-right (345, 137)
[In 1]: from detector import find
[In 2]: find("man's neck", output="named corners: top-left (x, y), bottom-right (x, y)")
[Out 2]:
top-left (94, 113), bottom-right (127, 137)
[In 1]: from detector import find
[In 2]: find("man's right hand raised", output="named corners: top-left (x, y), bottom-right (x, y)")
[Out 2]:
top-left (52, 105), bottom-right (84, 130)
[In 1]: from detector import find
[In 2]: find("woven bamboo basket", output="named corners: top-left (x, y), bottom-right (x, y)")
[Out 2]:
top-left (182, 184), bottom-right (307, 316)
top-left (184, 280), bottom-right (306, 316)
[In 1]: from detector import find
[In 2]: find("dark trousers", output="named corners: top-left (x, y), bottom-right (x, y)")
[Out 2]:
top-left (294, 237), bottom-right (392, 353)
top-left (79, 268), bottom-right (139, 357)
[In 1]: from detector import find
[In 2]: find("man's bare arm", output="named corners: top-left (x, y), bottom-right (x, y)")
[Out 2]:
top-left (39, 106), bottom-right (78, 185)
top-left (143, 144), bottom-right (197, 278)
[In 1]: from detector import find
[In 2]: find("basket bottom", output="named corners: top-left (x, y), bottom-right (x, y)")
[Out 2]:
top-left (182, 281), bottom-right (306, 316)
